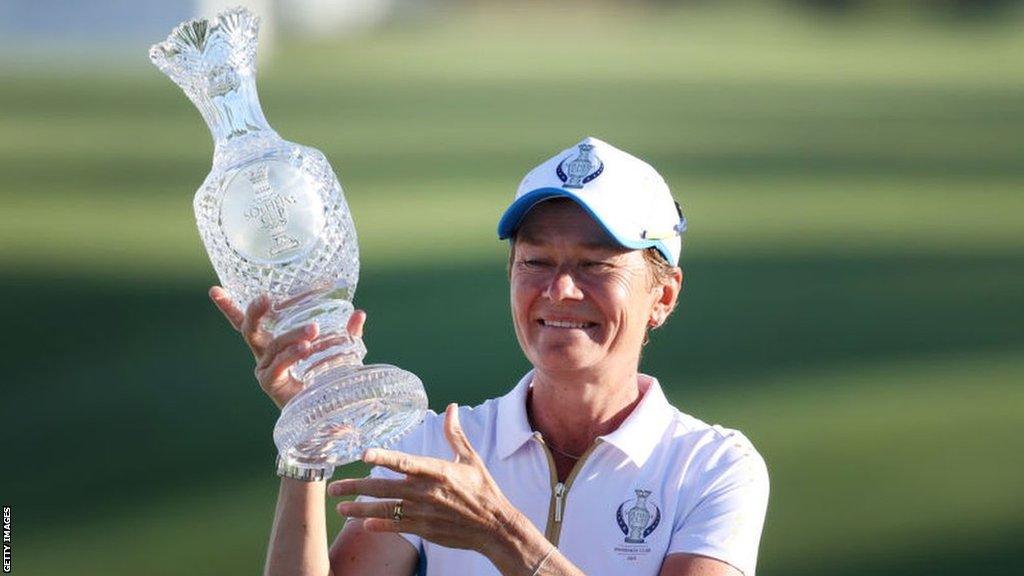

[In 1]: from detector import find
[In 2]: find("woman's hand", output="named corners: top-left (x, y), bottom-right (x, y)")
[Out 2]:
top-left (208, 286), bottom-right (366, 409)
top-left (328, 404), bottom-right (528, 557)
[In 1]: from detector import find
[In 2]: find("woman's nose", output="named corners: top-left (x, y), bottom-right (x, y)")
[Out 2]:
top-left (543, 269), bottom-right (583, 301)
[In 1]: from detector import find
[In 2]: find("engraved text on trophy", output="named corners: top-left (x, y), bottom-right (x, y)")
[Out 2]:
top-left (244, 165), bottom-right (301, 256)
top-left (219, 160), bottom-right (327, 265)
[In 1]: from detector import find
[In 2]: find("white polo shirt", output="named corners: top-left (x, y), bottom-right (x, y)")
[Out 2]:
top-left (363, 372), bottom-right (769, 575)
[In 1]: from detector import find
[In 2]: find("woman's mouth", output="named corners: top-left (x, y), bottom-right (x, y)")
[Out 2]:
top-left (538, 319), bottom-right (597, 329)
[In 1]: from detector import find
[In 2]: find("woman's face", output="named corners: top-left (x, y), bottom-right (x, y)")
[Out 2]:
top-left (510, 199), bottom-right (677, 380)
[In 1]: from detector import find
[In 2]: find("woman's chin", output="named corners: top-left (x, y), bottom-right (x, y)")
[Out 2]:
top-left (531, 347), bottom-right (600, 374)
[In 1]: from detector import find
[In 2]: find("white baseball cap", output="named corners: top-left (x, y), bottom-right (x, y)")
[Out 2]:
top-left (497, 136), bottom-right (686, 265)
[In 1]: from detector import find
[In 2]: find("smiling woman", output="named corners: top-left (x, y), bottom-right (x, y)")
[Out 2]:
top-left (213, 137), bottom-right (769, 576)
top-left (509, 199), bottom-right (676, 382)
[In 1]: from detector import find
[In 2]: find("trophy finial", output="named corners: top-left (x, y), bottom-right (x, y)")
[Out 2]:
top-left (149, 7), bottom-right (261, 97)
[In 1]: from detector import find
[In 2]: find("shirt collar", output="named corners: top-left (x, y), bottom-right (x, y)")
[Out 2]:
top-left (495, 371), bottom-right (675, 465)
top-left (495, 370), bottom-right (538, 460)
top-left (598, 375), bottom-right (675, 467)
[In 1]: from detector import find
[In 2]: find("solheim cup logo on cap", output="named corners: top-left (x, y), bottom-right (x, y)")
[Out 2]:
top-left (556, 143), bottom-right (604, 188)
top-left (616, 489), bottom-right (661, 544)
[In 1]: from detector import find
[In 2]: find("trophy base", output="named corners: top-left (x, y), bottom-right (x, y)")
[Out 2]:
top-left (273, 362), bottom-right (428, 473)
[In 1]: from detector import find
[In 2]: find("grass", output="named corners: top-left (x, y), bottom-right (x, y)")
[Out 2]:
top-left (2, 2), bottom-right (1022, 575)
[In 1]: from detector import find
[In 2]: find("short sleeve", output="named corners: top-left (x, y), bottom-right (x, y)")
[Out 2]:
top-left (353, 411), bottom-right (441, 552)
top-left (667, 436), bottom-right (770, 576)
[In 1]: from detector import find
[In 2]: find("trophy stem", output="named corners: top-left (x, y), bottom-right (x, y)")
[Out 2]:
top-left (270, 294), bottom-right (426, 472)
top-left (268, 299), bottom-right (367, 378)
top-left (200, 75), bottom-right (277, 148)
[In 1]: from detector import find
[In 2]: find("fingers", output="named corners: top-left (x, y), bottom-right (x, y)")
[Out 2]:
top-left (362, 449), bottom-right (446, 480)
top-left (336, 499), bottom-right (402, 521)
top-left (260, 340), bottom-right (313, 384)
top-left (328, 478), bottom-right (416, 500)
top-left (209, 286), bottom-right (245, 331)
top-left (257, 323), bottom-right (319, 370)
top-left (443, 403), bottom-right (478, 464)
top-left (240, 294), bottom-right (272, 356)
top-left (212, 288), bottom-right (365, 356)
top-left (336, 500), bottom-right (425, 536)
top-left (361, 518), bottom-right (405, 533)
top-left (347, 309), bottom-right (366, 339)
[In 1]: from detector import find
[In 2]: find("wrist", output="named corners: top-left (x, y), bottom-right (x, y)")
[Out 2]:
top-left (482, 506), bottom-right (550, 575)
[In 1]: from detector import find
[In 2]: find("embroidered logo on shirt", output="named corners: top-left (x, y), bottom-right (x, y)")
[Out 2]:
top-left (615, 489), bottom-right (661, 544)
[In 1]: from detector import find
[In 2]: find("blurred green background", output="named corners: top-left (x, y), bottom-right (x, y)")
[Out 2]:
top-left (3, 1), bottom-right (1023, 574)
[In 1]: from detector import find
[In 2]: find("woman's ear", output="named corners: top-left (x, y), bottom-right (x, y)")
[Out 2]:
top-left (650, 267), bottom-right (683, 327)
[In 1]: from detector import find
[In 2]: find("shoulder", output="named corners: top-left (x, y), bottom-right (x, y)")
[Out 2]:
top-left (657, 409), bottom-right (770, 575)
top-left (660, 406), bottom-right (769, 493)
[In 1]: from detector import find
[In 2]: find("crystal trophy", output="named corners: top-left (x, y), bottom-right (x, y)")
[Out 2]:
top-left (150, 7), bottom-right (428, 479)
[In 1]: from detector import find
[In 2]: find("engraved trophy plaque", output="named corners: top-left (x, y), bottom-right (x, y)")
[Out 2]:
top-left (150, 7), bottom-right (428, 479)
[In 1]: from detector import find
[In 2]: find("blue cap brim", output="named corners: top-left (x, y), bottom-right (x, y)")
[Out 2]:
top-left (496, 187), bottom-right (675, 264)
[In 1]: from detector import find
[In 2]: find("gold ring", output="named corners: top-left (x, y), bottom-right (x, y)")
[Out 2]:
top-left (392, 500), bottom-right (403, 522)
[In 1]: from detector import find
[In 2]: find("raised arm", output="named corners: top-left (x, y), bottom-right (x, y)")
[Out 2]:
top-left (209, 287), bottom-right (416, 576)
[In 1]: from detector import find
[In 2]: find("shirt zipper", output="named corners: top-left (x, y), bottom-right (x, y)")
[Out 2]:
top-left (535, 433), bottom-right (599, 547)
top-left (554, 482), bottom-right (566, 523)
